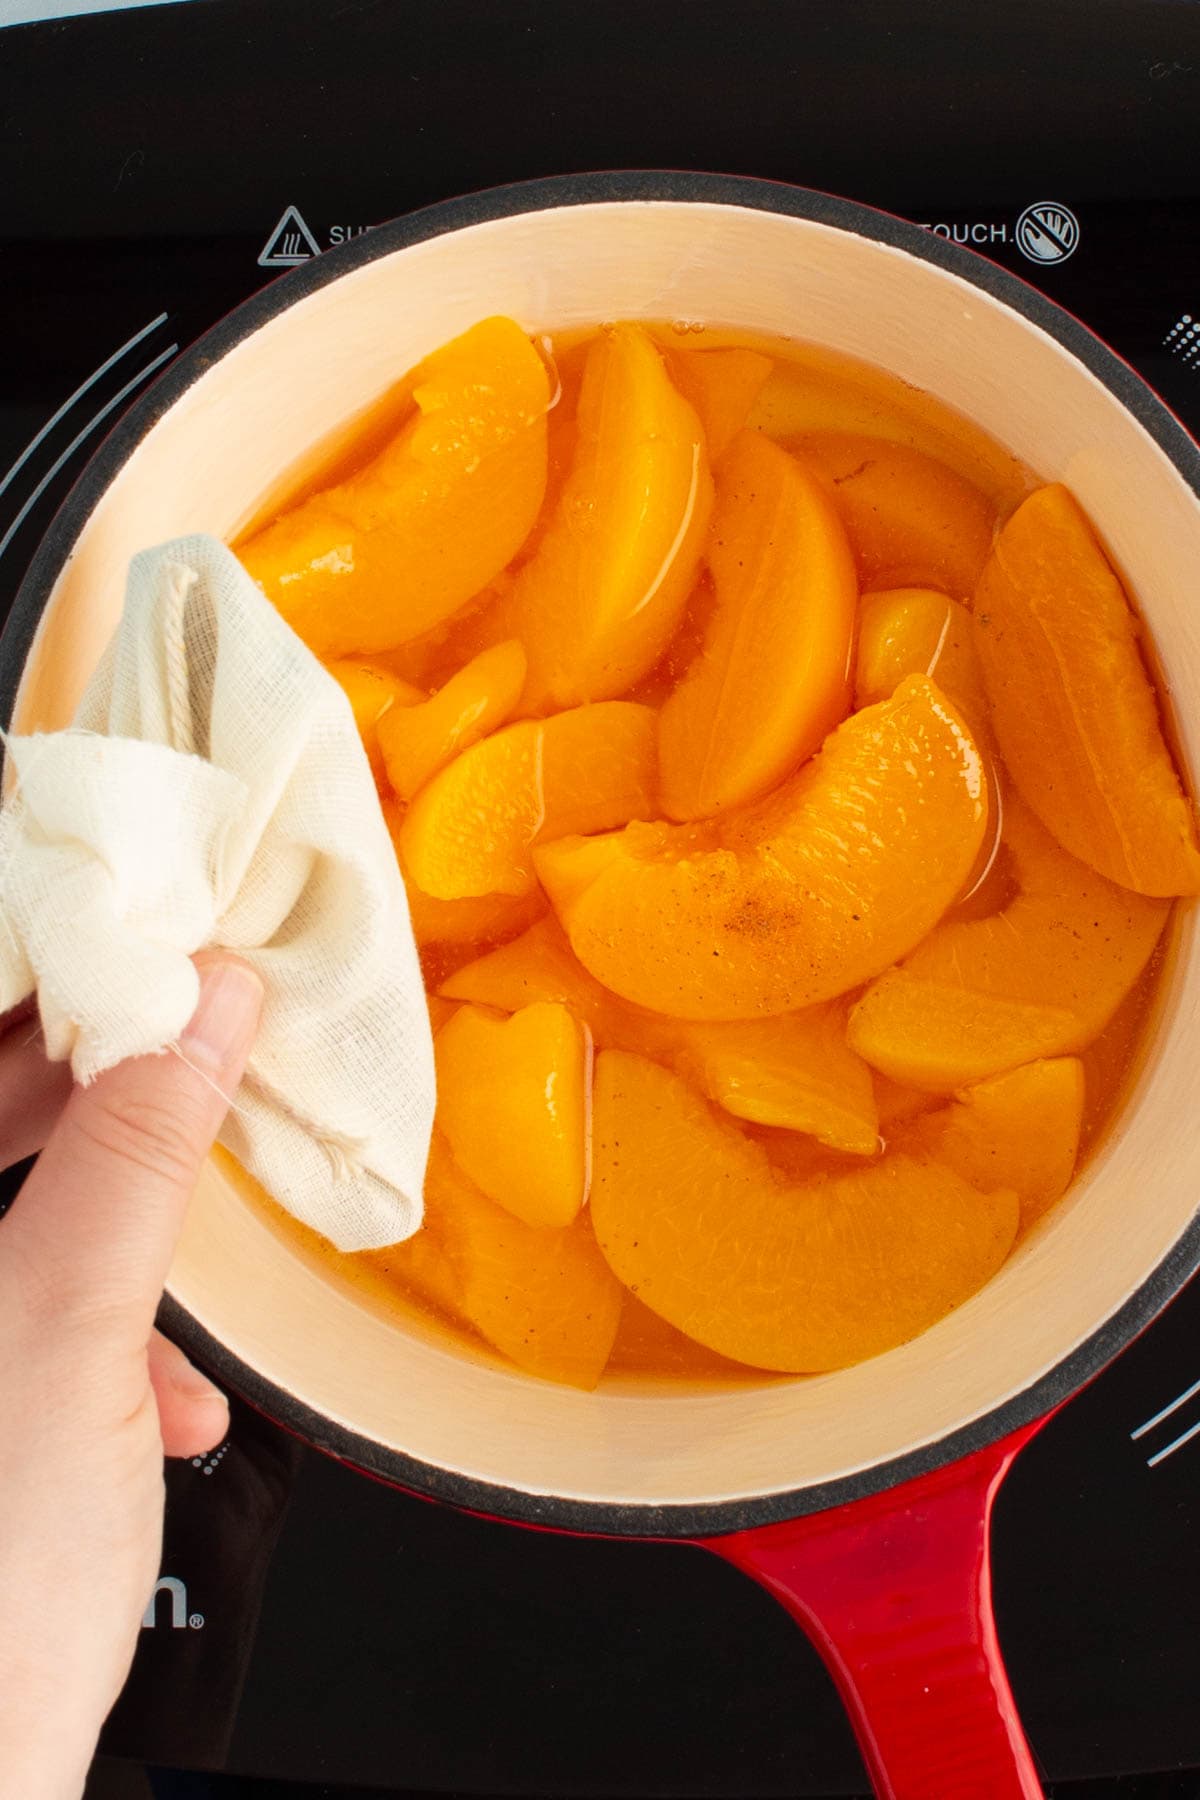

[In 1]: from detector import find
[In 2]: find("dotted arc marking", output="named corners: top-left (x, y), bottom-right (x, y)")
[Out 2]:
top-left (191, 1440), bottom-right (232, 1477)
top-left (1163, 313), bottom-right (1200, 365)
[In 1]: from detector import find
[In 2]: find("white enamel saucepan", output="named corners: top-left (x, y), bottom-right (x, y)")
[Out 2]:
top-left (5, 174), bottom-right (1200, 1799)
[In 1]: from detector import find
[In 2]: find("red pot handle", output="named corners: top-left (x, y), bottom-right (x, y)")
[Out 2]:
top-left (701, 1420), bottom-right (1046, 1800)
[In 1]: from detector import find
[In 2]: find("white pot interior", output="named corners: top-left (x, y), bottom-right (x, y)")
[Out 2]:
top-left (13, 198), bottom-right (1200, 1515)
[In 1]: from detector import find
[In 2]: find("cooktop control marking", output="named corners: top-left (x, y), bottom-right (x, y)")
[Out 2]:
top-left (1015, 201), bottom-right (1081, 263)
top-left (258, 204), bottom-right (321, 268)
top-left (1163, 313), bottom-right (1200, 364)
top-left (1146, 1416), bottom-right (1200, 1470)
top-left (0, 338), bottom-right (178, 567)
top-left (190, 1440), bottom-right (231, 1478)
top-left (0, 310), bottom-right (169, 505)
top-left (1131, 1373), bottom-right (1200, 1466)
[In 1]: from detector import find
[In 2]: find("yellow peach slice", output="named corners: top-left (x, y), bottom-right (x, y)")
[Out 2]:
top-left (851, 981), bottom-right (1077, 1094)
top-left (974, 483), bottom-right (1200, 896)
top-left (896, 1058), bottom-right (1084, 1234)
top-left (590, 1052), bottom-right (1018, 1372)
top-left (414, 1136), bottom-right (622, 1388)
top-left (675, 1007), bottom-right (877, 1153)
top-left (238, 316), bottom-right (550, 656)
top-left (1078, 968), bottom-right (1159, 1150)
top-left (848, 798), bottom-right (1168, 1090)
top-left (796, 433), bottom-right (995, 597)
top-left (854, 585), bottom-right (1001, 910)
top-left (325, 659), bottom-right (424, 789)
top-left (435, 1002), bottom-right (590, 1228)
top-left (367, 1224), bottom-right (466, 1329)
top-left (745, 347), bottom-right (1031, 510)
top-left (400, 701), bottom-right (656, 900)
top-left (440, 915), bottom-right (621, 1037)
top-left (441, 919), bottom-right (876, 1152)
top-left (383, 799), bottom-right (548, 948)
top-left (405, 884), bottom-right (547, 953)
top-left (378, 640), bottom-right (527, 800)
top-left (854, 587), bottom-right (989, 738)
top-left (873, 1073), bottom-right (939, 1131)
top-left (426, 994), bottom-right (459, 1034)
top-left (666, 345), bottom-right (773, 463)
top-left (509, 324), bottom-right (713, 705)
top-left (606, 1291), bottom-right (752, 1379)
top-left (658, 431), bottom-right (856, 820)
top-left (535, 675), bottom-right (987, 1019)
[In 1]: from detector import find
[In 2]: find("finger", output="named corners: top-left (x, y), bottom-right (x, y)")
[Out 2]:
top-left (0, 1023), bottom-right (73, 1168)
top-left (5, 954), bottom-right (263, 1343)
top-left (146, 1327), bottom-right (230, 1460)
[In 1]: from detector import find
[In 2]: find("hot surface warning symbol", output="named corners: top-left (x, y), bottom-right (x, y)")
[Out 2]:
top-left (258, 204), bottom-right (322, 269)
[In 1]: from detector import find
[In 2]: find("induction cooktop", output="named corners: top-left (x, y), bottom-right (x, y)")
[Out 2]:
top-left (3, 1), bottom-right (1200, 1792)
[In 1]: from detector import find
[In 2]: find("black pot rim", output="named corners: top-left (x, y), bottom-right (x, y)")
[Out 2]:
top-left (7, 169), bottom-right (1200, 1540)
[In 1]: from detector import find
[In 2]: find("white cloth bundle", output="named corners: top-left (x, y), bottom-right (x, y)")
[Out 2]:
top-left (0, 535), bottom-right (436, 1251)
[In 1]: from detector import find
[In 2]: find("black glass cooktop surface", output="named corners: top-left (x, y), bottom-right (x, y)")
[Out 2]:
top-left (3, 1), bottom-right (1200, 1791)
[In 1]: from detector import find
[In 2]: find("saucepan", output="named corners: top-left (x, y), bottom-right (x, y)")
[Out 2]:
top-left (5, 173), bottom-right (1200, 1799)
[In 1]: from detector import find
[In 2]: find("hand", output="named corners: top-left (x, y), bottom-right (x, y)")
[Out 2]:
top-left (0, 955), bottom-right (263, 1800)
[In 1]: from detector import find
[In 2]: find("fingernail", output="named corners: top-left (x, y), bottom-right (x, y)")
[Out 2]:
top-left (180, 960), bottom-right (264, 1071)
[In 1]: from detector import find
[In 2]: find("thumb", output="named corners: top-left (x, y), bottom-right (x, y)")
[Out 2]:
top-left (7, 953), bottom-right (263, 1345)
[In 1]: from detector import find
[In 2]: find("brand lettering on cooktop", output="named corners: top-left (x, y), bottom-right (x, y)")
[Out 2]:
top-left (141, 1575), bottom-right (205, 1632)
top-left (918, 219), bottom-right (1010, 245)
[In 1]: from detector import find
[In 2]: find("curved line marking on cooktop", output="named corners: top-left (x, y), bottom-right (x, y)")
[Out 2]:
top-left (1131, 1372), bottom-right (1200, 1441)
top-left (0, 341), bottom-right (178, 566)
top-left (0, 311), bottom-right (169, 504)
top-left (1147, 1414), bottom-right (1200, 1469)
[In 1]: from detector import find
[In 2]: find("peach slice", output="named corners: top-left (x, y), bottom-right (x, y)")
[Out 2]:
top-left (676, 1007), bottom-right (877, 1153)
top-left (590, 1052), bottom-right (1018, 1372)
top-left (441, 920), bottom-right (876, 1152)
top-left (426, 994), bottom-right (459, 1035)
top-left (400, 701), bottom-right (656, 900)
top-left (854, 585), bottom-right (1001, 909)
top-left (404, 883), bottom-right (547, 952)
top-left (848, 798), bottom-right (1169, 1090)
top-left (509, 324), bottom-right (713, 705)
top-left (378, 640), bottom-right (527, 801)
top-left (370, 1215), bottom-right (465, 1328)
top-left (382, 799), bottom-right (548, 948)
top-left (854, 587), bottom-right (990, 738)
top-left (325, 659), bottom-right (424, 789)
top-left (795, 433), bottom-right (995, 597)
top-left (897, 1058), bottom-right (1084, 1233)
top-left (1078, 967), bottom-right (1159, 1149)
top-left (666, 345), bottom-right (773, 462)
top-left (238, 316), bottom-right (550, 656)
top-left (874, 1073), bottom-right (938, 1131)
top-left (658, 431), bottom-right (856, 820)
top-left (536, 675), bottom-right (987, 1019)
top-left (439, 915), bottom-right (623, 1038)
top-left (410, 1136), bottom-right (622, 1389)
top-left (606, 1291), bottom-right (753, 1379)
top-left (974, 484), bottom-right (1200, 897)
top-left (435, 1002), bottom-right (591, 1229)
top-left (745, 347), bottom-right (1031, 510)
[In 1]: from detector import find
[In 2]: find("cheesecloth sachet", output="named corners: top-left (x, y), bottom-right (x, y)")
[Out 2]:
top-left (0, 534), bottom-right (436, 1251)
